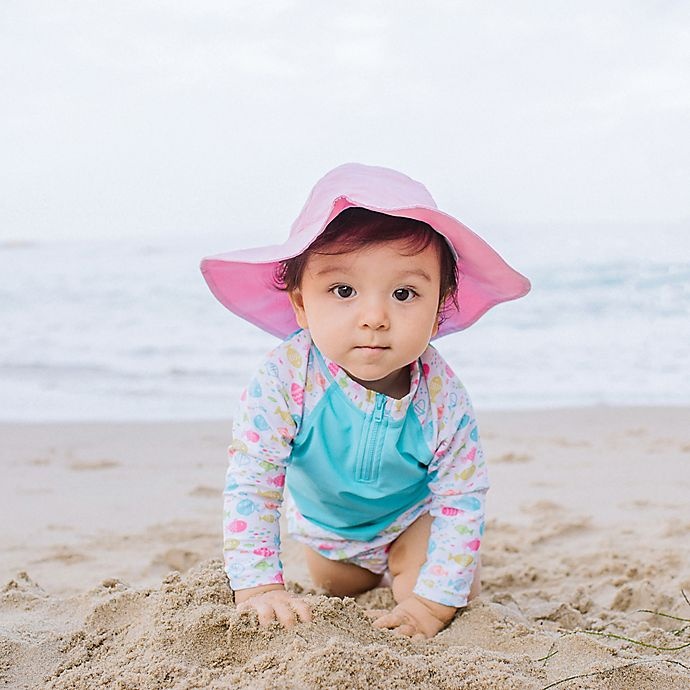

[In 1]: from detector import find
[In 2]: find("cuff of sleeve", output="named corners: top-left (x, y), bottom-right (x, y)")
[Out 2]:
top-left (228, 570), bottom-right (284, 592)
top-left (412, 579), bottom-right (469, 608)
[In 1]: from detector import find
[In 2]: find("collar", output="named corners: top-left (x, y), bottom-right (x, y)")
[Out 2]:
top-left (312, 342), bottom-right (422, 421)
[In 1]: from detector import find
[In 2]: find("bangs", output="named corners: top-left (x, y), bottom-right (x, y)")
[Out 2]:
top-left (310, 208), bottom-right (437, 258)
top-left (275, 207), bottom-right (458, 318)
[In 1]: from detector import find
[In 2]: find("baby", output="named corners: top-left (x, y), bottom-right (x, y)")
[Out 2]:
top-left (200, 163), bottom-right (530, 638)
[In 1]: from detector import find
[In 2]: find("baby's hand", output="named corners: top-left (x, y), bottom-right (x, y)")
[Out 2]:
top-left (370, 594), bottom-right (457, 639)
top-left (235, 585), bottom-right (312, 629)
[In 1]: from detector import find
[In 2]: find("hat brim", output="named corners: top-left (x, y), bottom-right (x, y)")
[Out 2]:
top-left (200, 199), bottom-right (531, 340)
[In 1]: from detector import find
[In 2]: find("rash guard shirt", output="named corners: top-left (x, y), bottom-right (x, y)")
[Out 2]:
top-left (223, 329), bottom-right (489, 607)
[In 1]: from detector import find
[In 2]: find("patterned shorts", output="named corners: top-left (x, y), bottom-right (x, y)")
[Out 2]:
top-left (284, 492), bottom-right (432, 574)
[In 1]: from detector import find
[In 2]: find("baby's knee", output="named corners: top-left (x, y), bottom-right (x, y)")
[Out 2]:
top-left (304, 546), bottom-right (381, 596)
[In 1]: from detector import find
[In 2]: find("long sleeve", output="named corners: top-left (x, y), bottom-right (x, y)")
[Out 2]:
top-left (413, 365), bottom-right (489, 608)
top-left (223, 351), bottom-right (303, 591)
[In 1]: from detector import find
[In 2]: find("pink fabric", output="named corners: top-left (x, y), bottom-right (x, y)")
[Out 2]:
top-left (200, 163), bottom-right (530, 339)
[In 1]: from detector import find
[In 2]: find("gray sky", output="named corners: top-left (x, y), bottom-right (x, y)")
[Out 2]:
top-left (1, 0), bottom-right (689, 245)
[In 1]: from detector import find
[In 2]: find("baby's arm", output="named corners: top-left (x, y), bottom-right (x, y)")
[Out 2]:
top-left (415, 390), bottom-right (488, 609)
top-left (370, 513), bottom-right (460, 638)
top-left (224, 354), bottom-right (312, 625)
top-left (376, 367), bottom-right (489, 637)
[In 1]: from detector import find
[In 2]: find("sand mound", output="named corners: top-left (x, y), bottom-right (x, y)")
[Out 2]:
top-left (2, 559), bottom-right (689, 690)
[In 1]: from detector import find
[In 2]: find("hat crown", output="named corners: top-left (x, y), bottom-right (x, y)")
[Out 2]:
top-left (289, 163), bottom-right (438, 238)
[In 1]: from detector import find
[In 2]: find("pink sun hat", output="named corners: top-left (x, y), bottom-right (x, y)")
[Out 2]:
top-left (200, 162), bottom-right (530, 339)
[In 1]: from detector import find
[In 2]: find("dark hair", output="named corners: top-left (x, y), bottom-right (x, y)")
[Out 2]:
top-left (274, 207), bottom-right (458, 319)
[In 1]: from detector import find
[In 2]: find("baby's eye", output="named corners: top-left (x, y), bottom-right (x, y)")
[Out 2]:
top-left (332, 285), bottom-right (356, 299)
top-left (393, 288), bottom-right (416, 302)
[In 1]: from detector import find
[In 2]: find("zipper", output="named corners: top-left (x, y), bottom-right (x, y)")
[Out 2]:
top-left (357, 394), bottom-right (387, 482)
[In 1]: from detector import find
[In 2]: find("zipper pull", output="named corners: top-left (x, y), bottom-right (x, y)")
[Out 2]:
top-left (374, 395), bottom-right (386, 422)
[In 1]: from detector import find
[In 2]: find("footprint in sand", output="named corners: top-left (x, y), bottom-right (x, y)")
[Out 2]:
top-left (33, 546), bottom-right (88, 565)
top-left (151, 548), bottom-right (201, 573)
top-left (494, 452), bottom-right (532, 464)
top-left (68, 459), bottom-right (121, 471)
top-left (520, 500), bottom-right (563, 515)
top-left (529, 517), bottom-right (592, 545)
top-left (188, 485), bottom-right (218, 498)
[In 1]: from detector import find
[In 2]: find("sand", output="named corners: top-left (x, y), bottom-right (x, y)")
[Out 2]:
top-left (1, 407), bottom-right (689, 689)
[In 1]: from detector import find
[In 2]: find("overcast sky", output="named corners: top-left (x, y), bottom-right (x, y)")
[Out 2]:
top-left (1, 1), bottom-right (688, 246)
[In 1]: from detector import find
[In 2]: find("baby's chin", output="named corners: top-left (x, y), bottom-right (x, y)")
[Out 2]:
top-left (343, 364), bottom-right (409, 388)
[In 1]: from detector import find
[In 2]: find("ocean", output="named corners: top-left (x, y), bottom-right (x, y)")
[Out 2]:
top-left (2, 226), bottom-right (689, 421)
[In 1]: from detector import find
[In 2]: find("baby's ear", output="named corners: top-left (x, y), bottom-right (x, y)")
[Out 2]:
top-left (288, 290), bottom-right (309, 330)
top-left (431, 316), bottom-right (440, 338)
top-left (431, 302), bottom-right (444, 338)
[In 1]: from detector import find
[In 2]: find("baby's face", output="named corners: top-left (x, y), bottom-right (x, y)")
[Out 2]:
top-left (289, 239), bottom-right (442, 398)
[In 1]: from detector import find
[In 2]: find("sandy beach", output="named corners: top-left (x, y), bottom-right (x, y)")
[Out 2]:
top-left (2, 406), bottom-right (689, 689)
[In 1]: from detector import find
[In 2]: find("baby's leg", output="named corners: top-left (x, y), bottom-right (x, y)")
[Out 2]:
top-left (387, 512), bottom-right (481, 602)
top-left (304, 546), bottom-right (383, 597)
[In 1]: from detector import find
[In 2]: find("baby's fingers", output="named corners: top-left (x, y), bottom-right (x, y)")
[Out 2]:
top-left (371, 609), bottom-right (407, 630)
top-left (392, 623), bottom-right (419, 637)
top-left (372, 612), bottom-right (423, 638)
top-left (290, 597), bottom-right (312, 624)
top-left (274, 598), bottom-right (313, 629)
top-left (237, 595), bottom-right (312, 629)
top-left (271, 600), bottom-right (298, 628)
top-left (244, 598), bottom-right (280, 627)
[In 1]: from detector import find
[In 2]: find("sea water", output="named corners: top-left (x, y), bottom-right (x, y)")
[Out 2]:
top-left (2, 226), bottom-right (688, 421)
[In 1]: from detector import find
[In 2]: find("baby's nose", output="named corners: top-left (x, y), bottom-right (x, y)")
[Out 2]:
top-left (359, 299), bottom-right (390, 330)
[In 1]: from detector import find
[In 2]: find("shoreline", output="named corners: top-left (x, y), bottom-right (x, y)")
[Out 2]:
top-left (4, 401), bottom-right (690, 425)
